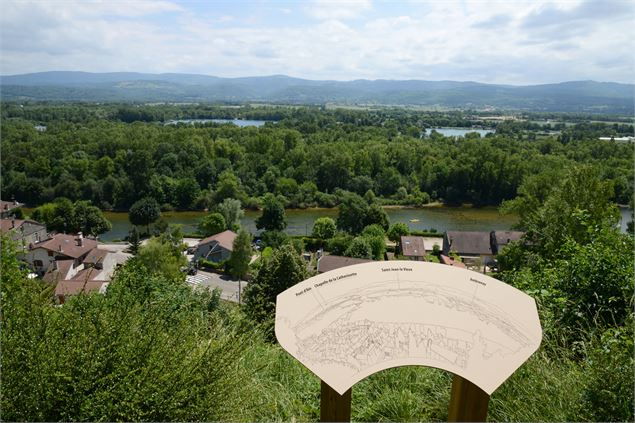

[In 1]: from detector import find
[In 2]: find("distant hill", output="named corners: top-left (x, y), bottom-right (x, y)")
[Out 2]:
top-left (1, 71), bottom-right (633, 113)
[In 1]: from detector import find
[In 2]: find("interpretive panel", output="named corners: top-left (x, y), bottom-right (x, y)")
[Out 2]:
top-left (275, 261), bottom-right (541, 395)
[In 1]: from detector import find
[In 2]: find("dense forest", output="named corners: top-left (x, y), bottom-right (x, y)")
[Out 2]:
top-left (1, 104), bottom-right (633, 212)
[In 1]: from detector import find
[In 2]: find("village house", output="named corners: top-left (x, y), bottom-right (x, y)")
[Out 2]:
top-left (442, 231), bottom-right (495, 265)
top-left (192, 230), bottom-right (237, 263)
top-left (0, 199), bottom-right (24, 218)
top-left (24, 233), bottom-right (98, 275)
top-left (42, 246), bottom-right (131, 303)
top-left (490, 230), bottom-right (524, 254)
top-left (400, 236), bottom-right (426, 261)
top-left (317, 255), bottom-right (373, 273)
top-left (0, 218), bottom-right (48, 250)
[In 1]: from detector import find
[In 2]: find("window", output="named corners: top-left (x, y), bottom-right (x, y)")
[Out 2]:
top-left (48, 251), bottom-right (53, 257)
top-left (33, 259), bottom-right (43, 267)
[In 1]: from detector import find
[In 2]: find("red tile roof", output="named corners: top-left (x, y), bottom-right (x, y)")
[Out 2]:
top-left (0, 218), bottom-right (25, 232)
top-left (55, 277), bottom-right (108, 297)
top-left (445, 231), bottom-right (493, 256)
top-left (82, 248), bottom-right (110, 265)
top-left (197, 230), bottom-right (237, 251)
top-left (401, 236), bottom-right (426, 257)
top-left (31, 233), bottom-right (97, 259)
top-left (43, 260), bottom-right (75, 283)
top-left (440, 254), bottom-right (466, 268)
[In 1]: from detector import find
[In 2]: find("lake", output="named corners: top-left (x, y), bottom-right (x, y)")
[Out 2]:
top-left (99, 206), bottom-right (519, 241)
top-left (427, 127), bottom-right (494, 137)
top-left (164, 119), bottom-right (268, 127)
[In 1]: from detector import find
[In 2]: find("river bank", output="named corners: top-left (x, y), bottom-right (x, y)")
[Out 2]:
top-left (98, 205), bottom-right (518, 242)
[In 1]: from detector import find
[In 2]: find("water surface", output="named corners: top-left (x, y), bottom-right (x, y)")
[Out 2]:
top-left (164, 118), bottom-right (268, 127)
top-left (100, 206), bottom-right (518, 241)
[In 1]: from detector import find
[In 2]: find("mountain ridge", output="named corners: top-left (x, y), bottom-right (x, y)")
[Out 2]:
top-left (1, 71), bottom-right (633, 113)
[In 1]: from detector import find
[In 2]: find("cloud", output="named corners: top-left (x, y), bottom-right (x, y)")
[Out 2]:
top-left (306, 0), bottom-right (372, 20)
top-left (0, 0), bottom-right (633, 85)
top-left (472, 14), bottom-right (512, 29)
top-left (522, 0), bottom-right (631, 28)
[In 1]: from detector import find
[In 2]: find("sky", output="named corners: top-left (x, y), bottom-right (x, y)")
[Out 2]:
top-left (1, 0), bottom-right (633, 85)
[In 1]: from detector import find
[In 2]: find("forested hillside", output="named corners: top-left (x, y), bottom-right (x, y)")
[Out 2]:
top-left (1, 104), bottom-right (633, 211)
top-left (2, 72), bottom-right (633, 113)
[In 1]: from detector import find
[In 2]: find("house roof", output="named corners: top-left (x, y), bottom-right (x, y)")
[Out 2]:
top-left (82, 248), bottom-right (111, 265)
top-left (440, 254), bottom-right (466, 268)
top-left (445, 231), bottom-right (492, 255)
top-left (31, 233), bottom-right (97, 259)
top-left (317, 255), bottom-right (373, 273)
top-left (43, 259), bottom-right (75, 283)
top-left (401, 236), bottom-right (426, 257)
top-left (54, 275), bottom-right (109, 297)
top-left (0, 218), bottom-right (46, 233)
top-left (0, 218), bottom-right (25, 232)
top-left (197, 230), bottom-right (237, 251)
top-left (0, 200), bottom-right (24, 212)
top-left (492, 231), bottom-right (524, 246)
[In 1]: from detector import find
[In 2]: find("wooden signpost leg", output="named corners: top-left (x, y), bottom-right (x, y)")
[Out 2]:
top-left (448, 375), bottom-right (490, 422)
top-left (320, 380), bottom-right (352, 422)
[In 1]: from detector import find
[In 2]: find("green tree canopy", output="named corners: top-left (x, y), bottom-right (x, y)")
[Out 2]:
top-left (243, 244), bottom-right (308, 337)
top-left (312, 217), bottom-right (337, 240)
top-left (199, 212), bottom-right (226, 237)
top-left (337, 192), bottom-right (389, 234)
top-left (344, 237), bottom-right (372, 259)
top-left (228, 230), bottom-right (252, 280)
top-left (216, 198), bottom-right (244, 231)
top-left (256, 193), bottom-right (287, 232)
top-left (31, 198), bottom-right (111, 236)
top-left (129, 197), bottom-right (161, 233)
top-left (387, 222), bottom-right (410, 243)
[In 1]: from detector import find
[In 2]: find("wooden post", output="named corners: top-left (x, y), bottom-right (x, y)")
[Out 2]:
top-left (320, 380), bottom-right (352, 422)
top-left (448, 375), bottom-right (490, 422)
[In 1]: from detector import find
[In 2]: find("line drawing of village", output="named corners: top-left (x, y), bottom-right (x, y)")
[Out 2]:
top-left (276, 262), bottom-right (542, 395)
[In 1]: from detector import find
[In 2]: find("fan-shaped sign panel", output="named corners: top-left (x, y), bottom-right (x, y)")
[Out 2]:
top-left (275, 261), bottom-right (541, 395)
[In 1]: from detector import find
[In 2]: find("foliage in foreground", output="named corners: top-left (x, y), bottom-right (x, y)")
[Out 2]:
top-left (1, 239), bottom-right (257, 421)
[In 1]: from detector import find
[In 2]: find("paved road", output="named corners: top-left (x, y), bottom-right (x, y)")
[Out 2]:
top-left (186, 270), bottom-right (247, 303)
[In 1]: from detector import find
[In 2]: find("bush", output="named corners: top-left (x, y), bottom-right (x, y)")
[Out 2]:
top-left (199, 258), bottom-right (227, 271)
top-left (0, 240), bottom-right (258, 421)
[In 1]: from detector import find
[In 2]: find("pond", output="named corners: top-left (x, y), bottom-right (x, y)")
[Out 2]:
top-left (427, 127), bottom-right (494, 137)
top-left (164, 118), bottom-right (269, 127)
top-left (99, 206), bottom-right (519, 242)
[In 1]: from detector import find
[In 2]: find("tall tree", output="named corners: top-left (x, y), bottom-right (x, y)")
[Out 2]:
top-left (243, 244), bottom-right (308, 337)
top-left (217, 198), bottom-right (244, 231)
top-left (128, 226), bottom-right (141, 255)
top-left (255, 193), bottom-right (287, 232)
top-left (312, 217), bottom-right (337, 240)
top-left (228, 230), bottom-right (253, 304)
top-left (129, 197), bottom-right (161, 235)
top-left (199, 212), bottom-right (226, 237)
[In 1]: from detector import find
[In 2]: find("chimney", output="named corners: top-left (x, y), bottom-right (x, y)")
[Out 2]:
top-left (11, 219), bottom-right (15, 229)
top-left (77, 232), bottom-right (83, 247)
top-left (13, 199), bottom-right (17, 205)
top-left (58, 245), bottom-right (63, 252)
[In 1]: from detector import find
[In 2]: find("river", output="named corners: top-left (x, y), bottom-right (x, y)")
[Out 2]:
top-left (426, 128), bottom-right (494, 137)
top-left (164, 119), bottom-right (269, 127)
top-left (99, 206), bottom-right (519, 241)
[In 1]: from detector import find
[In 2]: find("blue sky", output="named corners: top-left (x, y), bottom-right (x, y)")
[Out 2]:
top-left (1, 0), bottom-right (633, 84)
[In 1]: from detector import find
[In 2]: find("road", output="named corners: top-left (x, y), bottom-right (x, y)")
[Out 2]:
top-left (186, 270), bottom-right (247, 303)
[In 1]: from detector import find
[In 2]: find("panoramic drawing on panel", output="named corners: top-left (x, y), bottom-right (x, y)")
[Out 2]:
top-left (276, 261), bottom-right (542, 395)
